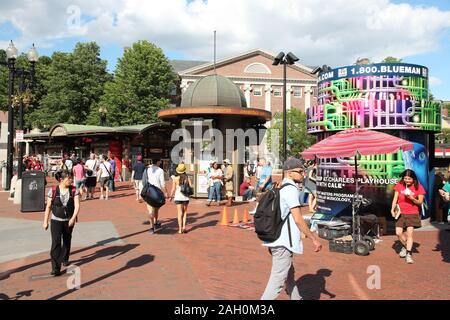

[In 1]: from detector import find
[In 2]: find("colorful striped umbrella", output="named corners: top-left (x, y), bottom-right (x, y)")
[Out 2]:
top-left (301, 128), bottom-right (414, 160)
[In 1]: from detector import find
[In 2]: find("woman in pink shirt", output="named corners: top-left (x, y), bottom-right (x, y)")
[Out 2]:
top-left (391, 169), bottom-right (425, 264)
top-left (73, 158), bottom-right (87, 200)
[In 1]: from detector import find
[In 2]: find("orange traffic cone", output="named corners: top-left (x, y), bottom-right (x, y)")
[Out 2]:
top-left (242, 208), bottom-right (250, 223)
top-left (220, 207), bottom-right (229, 226)
top-left (232, 208), bottom-right (240, 225)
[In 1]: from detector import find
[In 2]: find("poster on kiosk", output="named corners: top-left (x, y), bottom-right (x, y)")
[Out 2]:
top-left (306, 63), bottom-right (441, 223)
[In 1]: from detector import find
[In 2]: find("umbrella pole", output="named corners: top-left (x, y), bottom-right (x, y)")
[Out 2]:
top-left (353, 156), bottom-right (358, 241)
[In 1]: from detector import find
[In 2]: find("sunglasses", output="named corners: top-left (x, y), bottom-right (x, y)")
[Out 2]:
top-left (290, 170), bottom-right (304, 174)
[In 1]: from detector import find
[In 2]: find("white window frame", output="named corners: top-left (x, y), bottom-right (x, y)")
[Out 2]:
top-left (253, 85), bottom-right (263, 96)
top-left (273, 87), bottom-right (282, 97)
top-left (293, 87), bottom-right (302, 98)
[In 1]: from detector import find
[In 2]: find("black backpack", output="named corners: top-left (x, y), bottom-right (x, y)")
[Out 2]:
top-left (254, 184), bottom-right (294, 246)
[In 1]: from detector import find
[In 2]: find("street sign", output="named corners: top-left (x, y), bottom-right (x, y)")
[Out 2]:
top-left (16, 130), bottom-right (24, 142)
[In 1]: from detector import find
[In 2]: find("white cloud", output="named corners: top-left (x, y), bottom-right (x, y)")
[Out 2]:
top-left (429, 76), bottom-right (443, 86)
top-left (1, 0), bottom-right (450, 66)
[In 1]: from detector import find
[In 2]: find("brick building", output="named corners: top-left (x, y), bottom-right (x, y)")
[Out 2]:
top-left (171, 49), bottom-right (318, 120)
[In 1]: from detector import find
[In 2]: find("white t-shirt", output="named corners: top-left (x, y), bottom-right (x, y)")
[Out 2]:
top-left (99, 161), bottom-right (112, 178)
top-left (256, 165), bottom-right (262, 180)
top-left (211, 168), bottom-right (223, 184)
top-left (263, 178), bottom-right (303, 254)
top-left (146, 165), bottom-right (165, 190)
top-left (85, 159), bottom-right (99, 177)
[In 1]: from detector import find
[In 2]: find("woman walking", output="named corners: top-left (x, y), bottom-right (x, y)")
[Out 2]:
top-left (169, 164), bottom-right (192, 234)
top-left (43, 171), bottom-right (80, 276)
top-left (391, 169), bottom-right (425, 264)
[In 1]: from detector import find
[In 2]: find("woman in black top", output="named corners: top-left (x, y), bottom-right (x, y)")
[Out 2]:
top-left (43, 171), bottom-right (80, 276)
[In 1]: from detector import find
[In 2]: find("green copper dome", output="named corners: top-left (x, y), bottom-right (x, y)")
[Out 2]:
top-left (181, 74), bottom-right (247, 108)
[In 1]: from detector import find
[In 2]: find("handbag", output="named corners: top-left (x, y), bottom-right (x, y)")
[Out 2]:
top-left (180, 181), bottom-right (194, 197)
top-left (141, 183), bottom-right (166, 208)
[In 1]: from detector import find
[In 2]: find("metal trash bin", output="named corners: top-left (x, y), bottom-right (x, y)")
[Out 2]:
top-left (21, 170), bottom-right (46, 212)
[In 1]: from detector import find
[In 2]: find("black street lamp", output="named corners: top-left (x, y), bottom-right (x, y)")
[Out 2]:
top-left (1, 41), bottom-right (18, 191)
top-left (0, 41), bottom-right (38, 188)
top-left (272, 52), bottom-right (299, 177)
top-left (17, 44), bottom-right (39, 179)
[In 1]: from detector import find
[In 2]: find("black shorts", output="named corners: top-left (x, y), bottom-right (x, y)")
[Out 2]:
top-left (85, 177), bottom-right (97, 188)
top-left (175, 200), bottom-right (189, 205)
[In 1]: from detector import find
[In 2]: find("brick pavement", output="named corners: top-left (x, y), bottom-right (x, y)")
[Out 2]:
top-left (0, 181), bottom-right (449, 300)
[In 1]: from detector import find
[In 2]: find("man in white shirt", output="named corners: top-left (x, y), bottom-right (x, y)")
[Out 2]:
top-left (84, 153), bottom-right (98, 200)
top-left (142, 159), bottom-right (168, 234)
top-left (97, 155), bottom-right (113, 200)
top-left (261, 158), bottom-right (322, 300)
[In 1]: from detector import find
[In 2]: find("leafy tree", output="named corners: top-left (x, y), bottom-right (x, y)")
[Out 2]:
top-left (354, 58), bottom-right (371, 65)
top-left (267, 108), bottom-right (316, 159)
top-left (29, 42), bottom-right (111, 128)
top-left (89, 40), bottom-right (176, 126)
top-left (381, 56), bottom-right (403, 63)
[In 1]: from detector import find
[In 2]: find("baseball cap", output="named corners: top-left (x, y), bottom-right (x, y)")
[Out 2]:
top-left (282, 158), bottom-right (304, 171)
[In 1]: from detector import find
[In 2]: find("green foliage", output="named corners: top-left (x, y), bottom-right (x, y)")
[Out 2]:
top-left (267, 109), bottom-right (316, 159)
top-left (381, 56), bottom-right (403, 63)
top-left (89, 40), bottom-right (177, 126)
top-left (29, 42), bottom-right (111, 129)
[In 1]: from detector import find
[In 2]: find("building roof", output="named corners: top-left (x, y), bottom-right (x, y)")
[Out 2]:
top-left (179, 48), bottom-right (314, 76)
top-left (24, 122), bottom-right (171, 139)
top-left (180, 74), bottom-right (247, 108)
top-left (170, 60), bottom-right (209, 73)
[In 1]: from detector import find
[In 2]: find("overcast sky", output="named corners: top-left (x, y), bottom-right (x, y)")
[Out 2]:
top-left (1, 0), bottom-right (449, 99)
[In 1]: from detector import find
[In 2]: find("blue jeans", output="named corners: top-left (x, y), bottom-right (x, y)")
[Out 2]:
top-left (108, 176), bottom-right (115, 191)
top-left (243, 189), bottom-right (253, 201)
top-left (208, 182), bottom-right (222, 202)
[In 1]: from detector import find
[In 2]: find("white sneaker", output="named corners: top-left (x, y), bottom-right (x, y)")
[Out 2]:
top-left (249, 208), bottom-right (257, 215)
top-left (399, 247), bottom-right (407, 258)
top-left (405, 253), bottom-right (414, 264)
top-left (99, 195), bottom-right (104, 200)
top-left (105, 196), bottom-right (109, 200)
top-left (250, 197), bottom-right (256, 202)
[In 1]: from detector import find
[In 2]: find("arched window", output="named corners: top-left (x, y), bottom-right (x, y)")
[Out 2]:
top-left (244, 63), bottom-right (271, 74)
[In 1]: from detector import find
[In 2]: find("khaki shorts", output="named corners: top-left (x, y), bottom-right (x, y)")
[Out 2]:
top-left (396, 214), bottom-right (422, 229)
top-left (134, 180), bottom-right (143, 192)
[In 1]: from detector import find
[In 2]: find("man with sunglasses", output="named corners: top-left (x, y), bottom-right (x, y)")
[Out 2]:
top-left (261, 158), bottom-right (322, 300)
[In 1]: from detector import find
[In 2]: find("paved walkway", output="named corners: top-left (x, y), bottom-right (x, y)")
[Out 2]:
top-left (0, 181), bottom-right (449, 300)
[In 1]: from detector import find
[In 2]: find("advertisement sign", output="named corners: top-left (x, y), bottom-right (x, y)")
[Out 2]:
top-left (315, 142), bottom-right (431, 219)
top-left (307, 63), bottom-right (441, 133)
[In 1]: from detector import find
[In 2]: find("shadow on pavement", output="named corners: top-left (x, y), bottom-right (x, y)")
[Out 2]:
top-left (433, 228), bottom-right (450, 263)
top-left (70, 244), bottom-right (140, 267)
top-left (0, 229), bottom-right (150, 281)
top-left (0, 290), bottom-right (33, 300)
top-left (48, 254), bottom-right (154, 300)
top-left (296, 269), bottom-right (335, 300)
top-left (155, 211), bottom-right (220, 235)
top-left (391, 241), bottom-right (421, 254)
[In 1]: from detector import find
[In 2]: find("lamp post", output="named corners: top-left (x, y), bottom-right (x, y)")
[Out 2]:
top-left (1, 41), bottom-right (38, 187)
top-left (0, 41), bottom-right (18, 190)
top-left (272, 52), bottom-right (299, 178)
top-left (99, 106), bottom-right (108, 126)
top-left (16, 44), bottom-right (39, 179)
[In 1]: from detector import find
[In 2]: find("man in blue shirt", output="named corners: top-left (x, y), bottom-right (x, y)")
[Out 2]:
top-left (256, 158), bottom-right (273, 192)
top-left (250, 158), bottom-right (273, 214)
top-left (108, 154), bottom-right (116, 192)
top-left (261, 158), bottom-right (322, 300)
